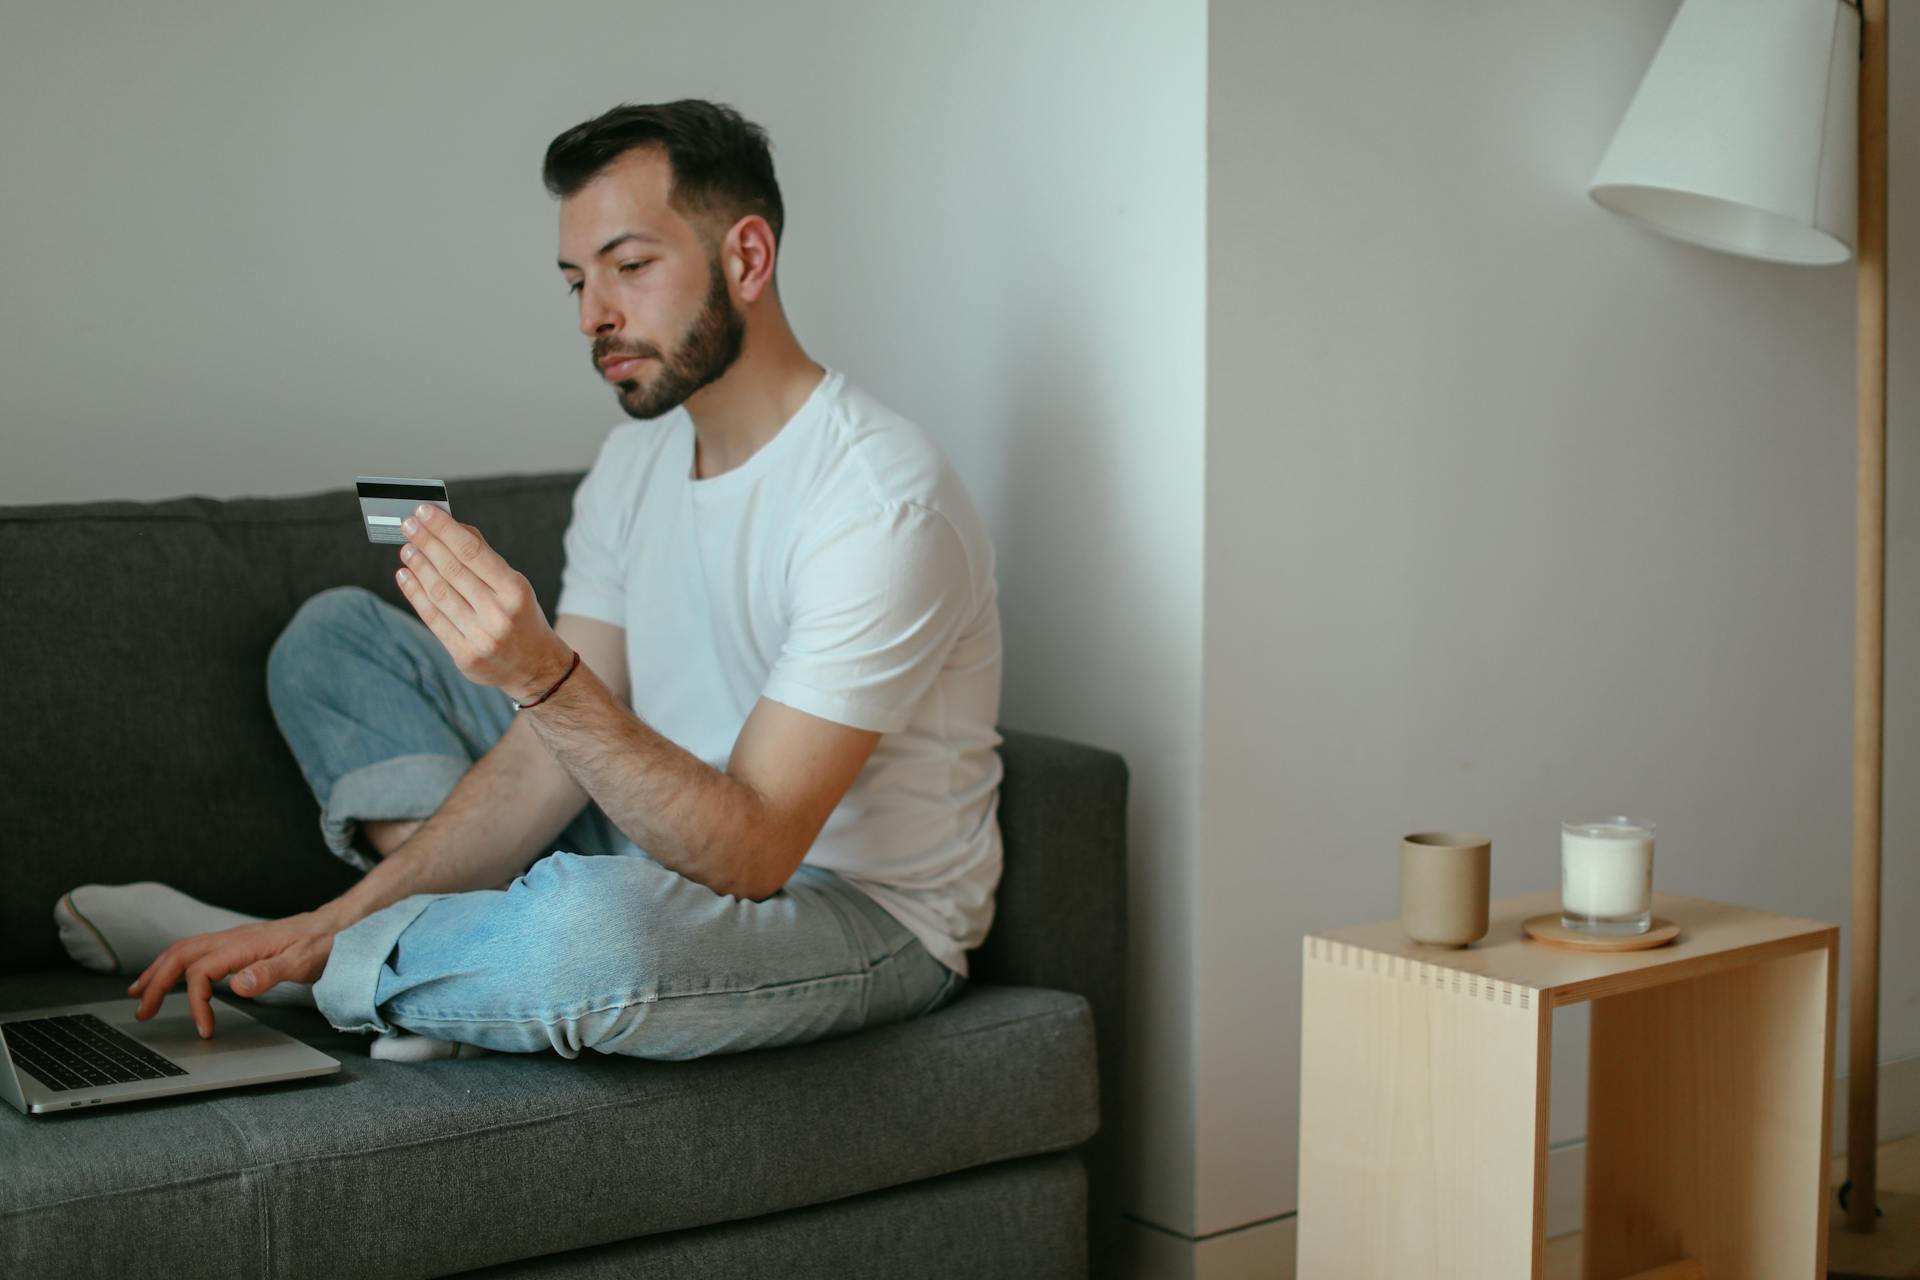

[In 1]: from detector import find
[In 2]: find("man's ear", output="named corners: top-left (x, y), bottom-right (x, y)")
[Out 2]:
top-left (726, 215), bottom-right (778, 304)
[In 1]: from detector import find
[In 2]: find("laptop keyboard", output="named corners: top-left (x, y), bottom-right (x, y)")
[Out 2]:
top-left (3, 1013), bottom-right (190, 1093)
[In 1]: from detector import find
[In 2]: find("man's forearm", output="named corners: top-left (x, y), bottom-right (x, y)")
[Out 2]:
top-left (321, 717), bottom-right (589, 927)
top-left (515, 655), bottom-right (775, 899)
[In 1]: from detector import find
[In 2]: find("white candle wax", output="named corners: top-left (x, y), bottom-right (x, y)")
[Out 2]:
top-left (1561, 820), bottom-right (1654, 920)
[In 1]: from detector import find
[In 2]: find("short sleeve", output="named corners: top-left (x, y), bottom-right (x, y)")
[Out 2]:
top-left (553, 433), bottom-right (629, 627)
top-left (761, 502), bottom-right (977, 734)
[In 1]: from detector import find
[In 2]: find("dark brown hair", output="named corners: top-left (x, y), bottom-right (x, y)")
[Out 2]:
top-left (542, 99), bottom-right (784, 261)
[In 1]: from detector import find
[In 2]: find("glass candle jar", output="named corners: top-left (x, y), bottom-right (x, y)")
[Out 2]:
top-left (1560, 816), bottom-right (1655, 934)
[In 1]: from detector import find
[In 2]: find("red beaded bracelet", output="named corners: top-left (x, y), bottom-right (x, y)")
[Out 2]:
top-left (513, 649), bottom-right (580, 710)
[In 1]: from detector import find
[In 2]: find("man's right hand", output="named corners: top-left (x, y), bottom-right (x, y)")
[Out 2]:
top-left (126, 906), bottom-right (353, 1039)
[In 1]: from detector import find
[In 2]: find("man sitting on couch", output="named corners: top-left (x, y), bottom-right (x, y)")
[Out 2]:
top-left (53, 97), bottom-right (1005, 1063)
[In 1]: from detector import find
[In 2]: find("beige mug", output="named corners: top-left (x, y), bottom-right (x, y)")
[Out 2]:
top-left (1400, 831), bottom-right (1491, 947)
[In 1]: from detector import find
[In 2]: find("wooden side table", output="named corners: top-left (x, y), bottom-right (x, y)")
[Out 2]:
top-left (1296, 889), bottom-right (1838, 1278)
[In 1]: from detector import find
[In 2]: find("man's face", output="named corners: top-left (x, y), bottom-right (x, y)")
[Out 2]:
top-left (557, 148), bottom-right (746, 420)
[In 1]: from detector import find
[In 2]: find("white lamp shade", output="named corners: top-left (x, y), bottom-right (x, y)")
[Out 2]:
top-left (1589, 0), bottom-right (1858, 266)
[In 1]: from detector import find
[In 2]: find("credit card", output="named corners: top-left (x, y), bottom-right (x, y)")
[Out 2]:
top-left (356, 476), bottom-right (452, 545)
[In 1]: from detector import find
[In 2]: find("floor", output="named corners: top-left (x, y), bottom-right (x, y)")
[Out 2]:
top-left (1542, 1131), bottom-right (1920, 1278)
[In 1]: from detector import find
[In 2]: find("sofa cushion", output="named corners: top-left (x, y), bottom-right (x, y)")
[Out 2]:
top-left (0, 969), bottom-right (1098, 1280)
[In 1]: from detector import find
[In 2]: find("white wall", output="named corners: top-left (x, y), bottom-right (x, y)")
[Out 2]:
top-left (1205, 0), bottom-right (1917, 1252)
top-left (0, 0), bottom-right (1210, 1251)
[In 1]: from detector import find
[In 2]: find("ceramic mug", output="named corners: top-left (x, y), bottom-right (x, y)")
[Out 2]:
top-left (1399, 831), bottom-right (1491, 947)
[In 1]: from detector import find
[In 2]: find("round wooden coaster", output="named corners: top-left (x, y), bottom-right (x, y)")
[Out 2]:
top-left (1522, 913), bottom-right (1680, 952)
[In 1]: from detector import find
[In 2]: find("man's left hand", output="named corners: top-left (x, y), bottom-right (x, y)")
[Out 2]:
top-left (394, 505), bottom-right (571, 702)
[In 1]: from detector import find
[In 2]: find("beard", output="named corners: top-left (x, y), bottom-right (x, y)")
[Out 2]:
top-left (605, 254), bottom-right (746, 421)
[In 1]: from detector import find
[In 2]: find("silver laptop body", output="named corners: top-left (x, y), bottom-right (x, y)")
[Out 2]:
top-left (0, 996), bottom-right (340, 1115)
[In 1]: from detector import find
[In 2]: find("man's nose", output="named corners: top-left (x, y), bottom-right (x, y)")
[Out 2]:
top-left (577, 285), bottom-right (621, 337)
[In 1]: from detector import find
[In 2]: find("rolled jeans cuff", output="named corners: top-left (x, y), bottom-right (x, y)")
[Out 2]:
top-left (312, 893), bottom-right (451, 1035)
top-left (319, 753), bottom-right (469, 871)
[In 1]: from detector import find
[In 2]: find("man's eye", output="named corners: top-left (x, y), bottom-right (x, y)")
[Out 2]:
top-left (565, 261), bottom-right (649, 297)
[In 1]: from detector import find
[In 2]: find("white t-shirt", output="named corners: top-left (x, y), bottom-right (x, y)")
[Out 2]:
top-left (553, 366), bottom-right (1003, 977)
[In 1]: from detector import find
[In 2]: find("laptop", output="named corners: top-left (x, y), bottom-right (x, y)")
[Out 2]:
top-left (0, 996), bottom-right (340, 1115)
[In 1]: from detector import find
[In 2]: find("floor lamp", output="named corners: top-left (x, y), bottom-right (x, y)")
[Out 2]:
top-left (1588, 0), bottom-right (1897, 1272)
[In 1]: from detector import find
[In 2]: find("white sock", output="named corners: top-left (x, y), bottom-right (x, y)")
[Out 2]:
top-left (54, 882), bottom-right (317, 1008)
top-left (369, 1030), bottom-right (493, 1062)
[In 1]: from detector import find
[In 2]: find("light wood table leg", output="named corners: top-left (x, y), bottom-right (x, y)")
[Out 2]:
top-left (1584, 941), bottom-right (1838, 1278)
top-left (1297, 938), bottom-right (1552, 1278)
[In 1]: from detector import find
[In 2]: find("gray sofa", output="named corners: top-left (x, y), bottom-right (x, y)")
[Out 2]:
top-left (0, 470), bottom-right (1128, 1279)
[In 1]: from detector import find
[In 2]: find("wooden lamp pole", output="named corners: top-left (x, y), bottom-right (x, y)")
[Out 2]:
top-left (1847, 0), bottom-right (1890, 1241)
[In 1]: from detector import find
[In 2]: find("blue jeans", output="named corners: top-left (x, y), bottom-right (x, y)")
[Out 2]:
top-left (264, 585), bottom-right (965, 1059)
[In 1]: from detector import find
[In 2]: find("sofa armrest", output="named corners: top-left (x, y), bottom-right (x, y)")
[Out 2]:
top-left (976, 729), bottom-right (1128, 997)
top-left (975, 725), bottom-right (1128, 1278)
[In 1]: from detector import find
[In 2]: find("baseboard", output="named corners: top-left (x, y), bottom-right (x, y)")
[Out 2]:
top-left (1545, 1140), bottom-right (1586, 1240)
top-left (1124, 1216), bottom-right (1297, 1280)
top-left (1195, 1217), bottom-right (1296, 1280)
top-left (1542, 1053), bottom-right (1920, 1239)
top-left (1125, 1055), bottom-right (1920, 1274)
top-left (1832, 1054), bottom-right (1920, 1160)
top-left (1124, 1218), bottom-right (1196, 1279)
